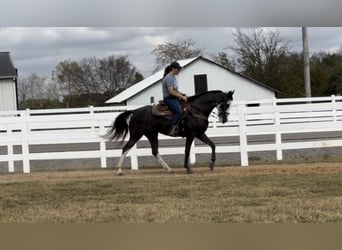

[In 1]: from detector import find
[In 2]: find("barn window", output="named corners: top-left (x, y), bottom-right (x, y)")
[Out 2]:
top-left (194, 74), bottom-right (208, 95)
top-left (247, 103), bottom-right (260, 107)
top-left (150, 96), bottom-right (155, 104)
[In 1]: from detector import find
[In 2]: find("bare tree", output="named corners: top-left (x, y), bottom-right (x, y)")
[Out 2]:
top-left (229, 28), bottom-right (290, 84)
top-left (17, 73), bottom-right (63, 109)
top-left (210, 52), bottom-right (235, 70)
top-left (77, 57), bottom-right (102, 95)
top-left (17, 76), bottom-right (30, 104)
top-left (17, 73), bottom-right (47, 101)
top-left (56, 55), bottom-right (141, 105)
top-left (97, 55), bottom-right (139, 97)
top-left (55, 60), bottom-right (82, 107)
top-left (151, 39), bottom-right (202, 72)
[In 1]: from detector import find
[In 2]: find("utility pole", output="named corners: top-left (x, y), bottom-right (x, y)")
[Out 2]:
top-left (302, 27), bottom-right (311, 97)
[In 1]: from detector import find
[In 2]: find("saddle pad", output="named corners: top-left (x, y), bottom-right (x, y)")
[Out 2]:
top-left (152, 104), bottom-right (172, 116)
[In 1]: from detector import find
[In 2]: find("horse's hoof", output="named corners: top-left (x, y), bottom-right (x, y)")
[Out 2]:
top-left (186, 169), bottom-right (194, 174)
top-left (117, 172), bottom-right (124, 176)
top-left (167, 169), bottom-right (174, 174)
top-left (209, 162), bottom-right (215, 171)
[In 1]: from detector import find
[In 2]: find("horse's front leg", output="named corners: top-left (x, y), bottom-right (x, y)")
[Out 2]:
top-left (184, 135), bottom-right (195, 174)
top-left (197, 133), bottom-right (216, 171)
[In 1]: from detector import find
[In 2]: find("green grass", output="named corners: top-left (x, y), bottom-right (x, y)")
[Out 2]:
top-left (0, 163), bottom-right (342, 223)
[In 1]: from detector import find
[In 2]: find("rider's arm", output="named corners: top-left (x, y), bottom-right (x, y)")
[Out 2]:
top-left (167, 86), bottom-right (187, 101)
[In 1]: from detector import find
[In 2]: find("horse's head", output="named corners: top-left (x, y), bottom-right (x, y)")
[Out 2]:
top-left (217, 90), bottom-right (234, 123)
top-left (188, 90), bottom-right (234, 123)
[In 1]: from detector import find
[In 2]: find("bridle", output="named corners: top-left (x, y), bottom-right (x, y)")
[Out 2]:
top-left (188, 95), bottom-right (231, 122)
top-left (216, 96), bottom-right (231, 123)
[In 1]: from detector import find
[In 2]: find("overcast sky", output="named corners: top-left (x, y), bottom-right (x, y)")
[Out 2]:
top-left (1, 0), bottom-right (341, 78)
top-left (1, 27), bottom-right (342, 78)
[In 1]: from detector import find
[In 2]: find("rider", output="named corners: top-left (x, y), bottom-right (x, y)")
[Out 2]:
top-left (162, 61), bottom-right (188, 136)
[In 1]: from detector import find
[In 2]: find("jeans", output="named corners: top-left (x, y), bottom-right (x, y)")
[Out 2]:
top-left (163, 96), bottom-right (182, 129)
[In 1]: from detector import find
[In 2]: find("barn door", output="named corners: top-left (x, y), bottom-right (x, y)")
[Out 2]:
top-left (194, 74), bottom-right (208, 95)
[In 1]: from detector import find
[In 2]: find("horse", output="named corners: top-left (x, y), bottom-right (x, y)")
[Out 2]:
top-left (105, 90), bottom-right (234, 175)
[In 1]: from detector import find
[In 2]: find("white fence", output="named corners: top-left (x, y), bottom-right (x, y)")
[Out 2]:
top-left (2, 96), bottom-right (342, 173)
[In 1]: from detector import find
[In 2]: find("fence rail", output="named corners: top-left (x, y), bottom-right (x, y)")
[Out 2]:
top-left (2, 95), bottom-right (342, 173)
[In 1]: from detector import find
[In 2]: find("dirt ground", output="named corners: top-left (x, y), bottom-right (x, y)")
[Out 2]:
top-left (1, 162), bottom-right (342, 223)
top-left (1, 162), bottom-right (342, 183)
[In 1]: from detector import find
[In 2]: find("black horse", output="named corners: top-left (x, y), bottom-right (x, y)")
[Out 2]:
top-left (105, 90), bottom-right (234, 175)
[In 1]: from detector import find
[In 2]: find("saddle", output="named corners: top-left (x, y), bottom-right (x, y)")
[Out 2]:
top-left (152, 100), bottom-right (190, 120)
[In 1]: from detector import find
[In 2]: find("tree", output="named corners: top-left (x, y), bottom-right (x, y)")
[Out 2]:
top-left (77, 57), bottom-right (102, 95)
top-left (310, 52), bottom-right (331, 96)
top-left (229, 28), bottom-right (290, 81)
top-left (151, 39), bottom-right (202, 72)
top-left (96, 55), bottom-right (140, 99)
top-left (55, 60), bottom-right (82, 108)
top-left (314, 52), bottom-right (342, 95)
top-left (55, 55), bottom-right (142, 107)
top-left (210, 52), bottom-right (235, 70)
top-left (17, 73), bottom-right (46, 108)
top-left (228, 28), bottom-right (304, 97)
top-left (17, 73), bottom-right (64, 109)
top-left (17, 76), bottom-right (31, 105)
top-left (277, 52), bottom-right (305, 97)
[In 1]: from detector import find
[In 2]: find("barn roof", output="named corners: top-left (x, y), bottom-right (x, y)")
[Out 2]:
top-left (0, 52), bottom-right (17, 79)
top-left (106, 56), bottom-right (278, 104)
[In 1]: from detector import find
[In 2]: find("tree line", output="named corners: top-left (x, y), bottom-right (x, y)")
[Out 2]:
top-left (17, 28), bottom-right (342, 109)
top-left (18, 55), bottom-right (143, 109)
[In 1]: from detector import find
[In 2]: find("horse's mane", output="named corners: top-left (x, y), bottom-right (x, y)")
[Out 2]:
top-left (187, 90), bottom-right (223, 102)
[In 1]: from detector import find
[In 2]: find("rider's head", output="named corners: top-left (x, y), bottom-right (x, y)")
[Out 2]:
top-left (170, 61), bottom-right (182, 71)
top-left (163, 61), bottom-right (182, 77)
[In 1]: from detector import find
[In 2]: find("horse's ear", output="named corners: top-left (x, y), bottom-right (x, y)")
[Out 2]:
top-left (227, 90), bottom-right (235, 97)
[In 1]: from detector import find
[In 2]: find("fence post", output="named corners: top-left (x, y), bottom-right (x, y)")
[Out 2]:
top-left (130, 144), bottom-right (139, 170)
top-left (190, 141), bottom-right (196, 164)
top-left (99, 120), bottom-right (107, 169)
top-left (274, 111), bottom-right (283, 161)
top-left (331, 95), bottom-right (337, 122)
top-left (272, 97), bottom-right (277, 106)
top-left (7, 127), bottom-right (14, 173)
top-left (273, 99), bottom-right (283, 161)
top-left (238, 104), bottom-right (248, 166)
top-left (89, 106), bottom-right (95, 133)
top-left (21, 109), bottom-right (30, 173)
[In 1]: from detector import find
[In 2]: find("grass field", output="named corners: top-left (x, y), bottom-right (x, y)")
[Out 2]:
top-left (0, 163), bottom-right (342, 223)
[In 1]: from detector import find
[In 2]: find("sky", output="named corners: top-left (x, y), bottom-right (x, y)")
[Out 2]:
top-left (1, 0), bottom-right (341, 79)
top-left (2, 27), bottom-right (342, 79)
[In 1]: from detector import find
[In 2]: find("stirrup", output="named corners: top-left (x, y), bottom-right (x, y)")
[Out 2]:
top-left (169, 125), bottom-right (179, 137)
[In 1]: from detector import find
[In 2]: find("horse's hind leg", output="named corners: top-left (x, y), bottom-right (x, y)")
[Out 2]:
top-left (145, 131), bottom-right (172, 173)
top-left (117, 134), bottom-right (142, 176)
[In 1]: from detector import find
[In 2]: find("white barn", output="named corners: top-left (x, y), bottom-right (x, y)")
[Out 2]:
top-left (0, 52), bottom-right (18, 111)
top-left (106, 56), bottom-right (278, 105)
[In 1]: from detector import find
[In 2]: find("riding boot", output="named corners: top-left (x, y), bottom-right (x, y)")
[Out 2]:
top-left (169, 125), bottom-right (178, 137)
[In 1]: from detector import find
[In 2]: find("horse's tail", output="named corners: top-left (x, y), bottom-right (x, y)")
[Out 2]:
top-left (104, 110), bottom-right (134, 143)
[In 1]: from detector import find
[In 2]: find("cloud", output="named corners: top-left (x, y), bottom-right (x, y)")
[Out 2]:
top-left (1, 27), bottom-right (342, 78)
top-left (1, 0), bottom-right (342, 26)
